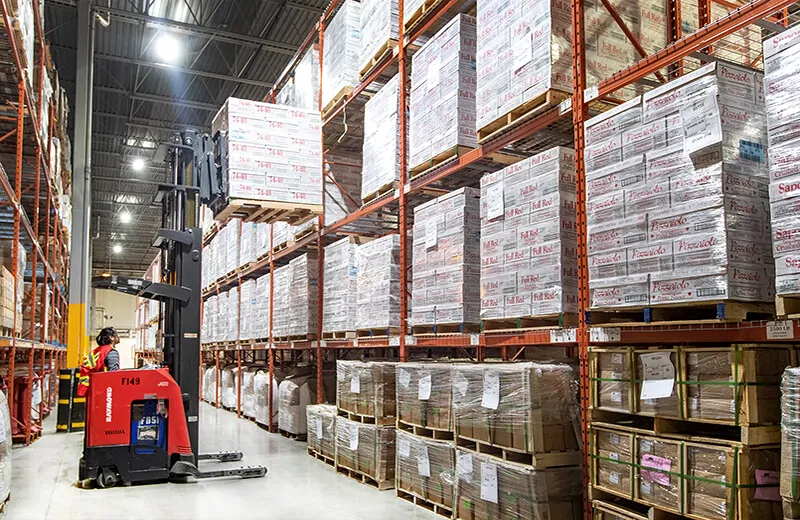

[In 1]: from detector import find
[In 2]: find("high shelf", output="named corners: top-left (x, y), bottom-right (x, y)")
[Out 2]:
top-left (199, 0), bottom-right (800, 516)
top-left (0, 0), bottom-right (72, 445)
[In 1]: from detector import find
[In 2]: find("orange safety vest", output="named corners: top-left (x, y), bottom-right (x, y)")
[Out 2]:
top-left (76, 344), bottom-right (113, 397)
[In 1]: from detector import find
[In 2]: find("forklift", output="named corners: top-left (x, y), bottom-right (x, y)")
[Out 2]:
top-left (81, 130), bottom-right (266, 487)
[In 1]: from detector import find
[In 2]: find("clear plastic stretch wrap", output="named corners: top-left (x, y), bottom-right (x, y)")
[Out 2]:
top-left (396, 430), bottom-right (455, 508)
top-left (409, 15), bottom-right (477, 170)
top-left (221, 366), bottom-right (238, 409)
top-left (321, 0), bottom-right (361, 109)
top-left (591, 345), bottom-right (791, 426)
top-left (765, 29), bottom-right (800, 296)
top-left (323, 237), bottom-right (359, 333)
top-left (335, 417), bottom-right (396, 485)
top-left (454, 448), bottom-right (583, 520)
top-left (592, 424), bottom-right (781, 520)
top-left (254, 369), bottom-right (283, 427)
top-left (324, 154), bottom-right (365, 229)
top-left (238, 279), bottom-right (257, 341)
top-left (254, 273), bottom-right (270, 340)
top-left (0, 390), bottom-right (10, 504)
top-left (278, 374), bottom-right (320, 435)
top-left (356, 234), bottom-right (401, 330)
top-left (211, 98), bottom-right (322, 205)
top-left (584, 62), bottom-right (772, 307)
top-left (337, 360), bottom-right (397, 418)
top-left (202, 366), bottom-right (217, 403)
top-left (306, 403), bottom-right (337, 460)
top-left (783, 367), bottom-right (800, 504)
top-left (276, 45), bottom-right (320, 111)
top-left (480, 147), bottom-right (578, 319)
top-left (241, 367), bottom-right (261, 419)
top-left (361, 75), bottom-right (400, 200)
top-left (396, 362), bottom-right (453, 431)
top-left (451, 362), bottom-right (579, 454)
top-left (359, 0), bottom-right (399, 73)
top-left (271, 253), bottom-right (317, 337)
top-left (412, 188), bottom-right (481, 326)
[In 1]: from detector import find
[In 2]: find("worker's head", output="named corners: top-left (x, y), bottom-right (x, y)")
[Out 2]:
top-left (97, 327), bottom-right (119, 347)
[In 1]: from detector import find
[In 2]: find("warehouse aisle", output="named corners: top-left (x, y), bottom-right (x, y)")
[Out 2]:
top-left (7, 403), bottom-right (432, 520)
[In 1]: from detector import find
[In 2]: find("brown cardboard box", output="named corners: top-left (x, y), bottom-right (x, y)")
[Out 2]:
top-left (334, 417), bottom-right (395, 486)
top-left (336, 360), bottom-right (397, 419)
top-left (635, 350), bottom-right (681, 418)
top-left (454, 447), bottom-right (582, 520)
top-left (452, 362), bottom-right (579, 455)
top-left (592, 426), bottom-right (633, 497)
top-left (395, 430), bottom-right (455, 508)
top-left (396, 362), bottom-right (453, 431)
top-left (306, 404), bottom-right (336, 460)
top-left (783, 498), bottom-right (800, 519)
top-left (592, 349), bottom-right (632, 412)
top-left (634, 435), bottom-right (681, 514)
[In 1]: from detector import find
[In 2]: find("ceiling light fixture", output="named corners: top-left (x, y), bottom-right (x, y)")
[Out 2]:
top-left (119, 211), bottom-right (132, 224)
top-left (112, 244), bottom-right (123, 254)
top-left (155, 34), bottom-right (180, 64)
top-left (132, 158), bottom-right (145, 172)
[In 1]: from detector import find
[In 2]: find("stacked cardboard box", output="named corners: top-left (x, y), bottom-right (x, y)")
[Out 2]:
top-left (454, 448), bottom-right (583, 520)
top-left (321, 0), bottom-right (361, 109)
top-left (212, 98), bottom-right (322, 206)
top-left (335, 417), bottom-right (396, 487)
top-left (307, 403), bottom-right (337, 461)
top-left (479, 147), bottom-right (578, 320)
top-left (359, 0), bottom-right (399, 73)
top-left (585, 62), bottom-right (772, 308)
top-left (278, 374), bottom-right (320, 436)
top-left (362, 75), bottom-right (401, 200)
top-left (591, 345), bottom-right (793, 424)
top-left (276, 46), bottom-right (320, 112)
top-left (396, 363), bottom-right (453, 431)
top-left (238, 280), bottom-right (257, 341)
top-left (396, 430), bottom-right (455, 509)
top-left (253, 273), bottom-right (271, 340)
top-left (409, 15), bottom-right (477, 171)
top-left (451, 362), bottom-right (579, 455)
top-left (323, 237), bottom-right (359, 333)
top-left (270, 253), bottom-right (318, 338)
top-left (783, 367), bottom-right (800, 517)
top-left (356, 234), bottom-right (401, 330)
top-left (412, 188), bottom-right (481, 326)
top-left (337, 360), bottom-right (397, 420)
top-left (764, 29), bottom-right (800, 296)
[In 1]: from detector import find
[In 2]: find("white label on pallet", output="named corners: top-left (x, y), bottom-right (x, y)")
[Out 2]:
top-left (454, 372), bottom-right (469, 397)
top-left (767, 320), bottom-right (794, 339)
top-left (418, 444), bottom-right (431, 477)
top-left (315, 418), bottom-right (323, 439)
top-left (319, 340), bottom-right (327, 348)
top-left (291, 342), bottom-right (296, 349)
top-left (350, 373), bottom-right (360, 394)
top-left (349, 423), bottom-right (359, 450)
top-left (584, 85), bottom-right (599, 102)
top-left (398, 437), bottom-right (411, 458)
top-left (404, 183), bottom-right (411, 194)
top-left (398, 368), bottom-right (411, 388)
top-left (609, 472), bottom-right (621, 485)
top-left (486, 183), bottom-right (504, 221)
top-left (550, 329), bottom-right (577, 343)
top-left (559, 97), bottom-right (573, 115)
top-left (470, 333), bottom-right (480, 346)
top-left (425, 222), bottom-right (438, 250)
top-left (427, 58), bottom-right (441, 91)
top-left (639, 352), bottom-right (675, 400)
top-left (353, 338), bottom-right (359, 347)
top-left (418, 372), bottom-right (432, 400)
top-left (457, 452), bottom-right (473, 476)
top-left (480, 461), bottom-right (499, 503)
top-left (393, 189), bottom-right (400, 199)
top-left (481, 371), bottom-right (500, 410)
top-left (406, 336), bottom-right (417, 346)
top-left (590, 327), bottom-right (621, 343)
top-left (389, 336), bottom-right (400, 347)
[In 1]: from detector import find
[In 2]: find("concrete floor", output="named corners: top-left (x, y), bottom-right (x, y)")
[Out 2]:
top-left (7, 403), bottom-right (434, 520)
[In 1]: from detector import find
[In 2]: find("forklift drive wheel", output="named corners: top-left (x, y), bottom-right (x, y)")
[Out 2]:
top-left (96, 467), bottom-right (119, 488)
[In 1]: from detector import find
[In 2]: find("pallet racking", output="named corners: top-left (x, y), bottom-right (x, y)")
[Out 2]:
top-left (197, 0), bottom-right (800, 516)
top-left (0, 0), bottom-right (71, 445)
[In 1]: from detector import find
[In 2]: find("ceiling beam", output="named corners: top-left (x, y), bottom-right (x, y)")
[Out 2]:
top-left (93, 111), bottom-right (209, 132)
top-left (68, 83), bottom-right (220, 112)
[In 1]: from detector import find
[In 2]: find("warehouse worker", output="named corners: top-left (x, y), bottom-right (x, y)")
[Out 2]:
top-left (76, 327), bottom-right (121, 397)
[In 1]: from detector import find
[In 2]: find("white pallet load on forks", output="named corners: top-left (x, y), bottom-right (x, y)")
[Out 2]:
top-left (359, 0), bottom-right (399, 73)
top-left (356, 234), bottom-right (401, 330)
top-left (321, 0), bottom-right (362, 109)
top-left (362, 75), bottom-right (401, 200)
top-left (584, 61), bottom-right (772, 308)
top-left (211, 98), bottom-right (322, 206)
top-left (479, 147), bottom-right (578, 319)
top-left (411, 187), bottom-right (481, 326)
top-left (323, 237), bottom-right (359, 333)
top-left (409, 14), bottom-right (477, 172)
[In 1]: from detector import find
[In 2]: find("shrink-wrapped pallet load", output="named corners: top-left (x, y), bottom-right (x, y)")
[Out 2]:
top-left (321, 0), bottom-right (361, 111)
top-left (335, 417), bottom-right (396, 488)
top-left (307, 404), bottom-right (337, 461)
top-left (356, 234), bottom-right (401, 330)
top-left (395, 430), bottom-right (455, 509)
top-left (337, 360), bottom-right (397, 420)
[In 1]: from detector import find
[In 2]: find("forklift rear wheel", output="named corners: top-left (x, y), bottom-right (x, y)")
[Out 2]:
top-left (96, 467), bottom-right (119, 488)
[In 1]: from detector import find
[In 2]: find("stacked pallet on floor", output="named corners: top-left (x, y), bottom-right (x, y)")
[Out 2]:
top-left (451, 362), bottom-right (583, 520)
top-left (590, 344), bottom-right (792, 520)
top-left (335, 360), bottom-right (397, 489)
top-left (395, 363), bottom-right (456, 516)
top-left (277, 374), bottom-right (324, 440)
top-left (307, 404), bottom-right (338, 466)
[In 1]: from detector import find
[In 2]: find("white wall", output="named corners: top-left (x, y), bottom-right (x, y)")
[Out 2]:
top-left (92, 289), bottom-right (138, 368)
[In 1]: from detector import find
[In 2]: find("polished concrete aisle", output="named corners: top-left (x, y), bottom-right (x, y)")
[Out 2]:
top-left (6, 403), bottom-right (433, 520)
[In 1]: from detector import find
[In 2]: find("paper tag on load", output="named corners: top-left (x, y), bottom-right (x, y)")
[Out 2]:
top-left (425, 222), bottom-right (438, 250)
top-left (611, 353), bottom-right (624, 365)
top-left (427, 58), bottom-right (440, 91)
top-left (609, 472), bottom-right (621, 485)
top-left (767, 320), bottom-right (794, 339)
top-left (513, 31), bottom-right (533, 72)
top-left (640, 439), bottom-right (654, 453)
top-left (418, 372), bottom-right (432, 400)
top-left (457, 452), bottom-right (473, 476)
top-left (639, 352), bottom-right (675, 400)
top-left (486, 183), bottom-right (504, 221)
top-left (480, 461), bottom-right (499, 503)
top-left (754, 470), bottom-right (781, 501)
top-left (398, 368), bottom-right (411, 388)
top-left (350, 372), bottom-right (360, 394)
top-left (349, 423), bottom-right (359, 450)
top-left (398, 437), bottom-right (411, 458)
top-left (454, 372), bottom-right (469, 397)
top-left (641, 454), bottom-right (672, 486)
top-left (481, 371), bottom-right (500, 410)
top-left (610, 391), bottom-right (622, 403)
top-left (610, 452), bottom-right (619, 461)
top-left (418, 444), bottom-right (431, 477)
top-left (315, 417), bottom-right (323, 439)
top-left (641, 481), bottom-right (653, 495)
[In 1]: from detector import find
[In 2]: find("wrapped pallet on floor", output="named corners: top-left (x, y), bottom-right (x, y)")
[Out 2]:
top-left (202, 366), bottom-right (217, 404)
top-left (221, 366), bottom-right (238, 410)
top-left (0, 391), bottom-right (10, 505)
top-left (395, 430), bottom-right (455, 512)
top-left (335, 417), bottom-right (396, 490)
top-left (278, 374), bottom-right (323, 438)
top-left (336, 360), bottom-right (397, 422)
top-left (254, 368), bottom-right (285, 429)
top-left (306, 404), bottom-right (337, 463)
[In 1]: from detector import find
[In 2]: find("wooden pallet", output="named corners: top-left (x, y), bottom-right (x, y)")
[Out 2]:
top-left (360, 39), bottom-right (399, 78)
top-left (279, 429), bottom-right (307, 441)
top-left (322, 330), bottom-right (357, 340)
top-left (337, 409), bottom-right (396, 427)
top-left (307, 447), bottom-right (336, 467)
top-left (272, 239), bottom-right (295, 254)
top-left (0, 326), bottom-right (21, 339)
top-left (777, 294), bottom-right (800, 319)
top-left (456, 436), bottom-right (580, 468)
top-left (478, 89), bottom-right (570, 143)
top-left (403, 0), bottom-right (442, 32)
top-left (362, 181), bottom-right (397, 204)
top-left (411, 322), bottom-right (480, 335)
top-left (482, 313), bottom-right (578, 332)
top-left (336, 464), bottom-right (394, 490)
top-left (294, 223), bottom-right (319, 242)
top-left (397, 488), bottom-right (454, 518)
top-left (588, 300), bottom-right (775, 326)
top-left (356, 327), bottom-right (402, 339)
top-left (322, 85), bottom-right (354, 118)
top-left (397, 419), bottom-right (454, 441)
top-left (214, 198), bottom-right (322, 226)
top-left (410, 145), bottom-right (473, 179)
top-left (273, 333), bottom-right (317, 343)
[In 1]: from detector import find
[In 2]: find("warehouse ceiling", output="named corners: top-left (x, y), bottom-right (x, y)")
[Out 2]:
top-left (45, 0), bottom-right (324, 276)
